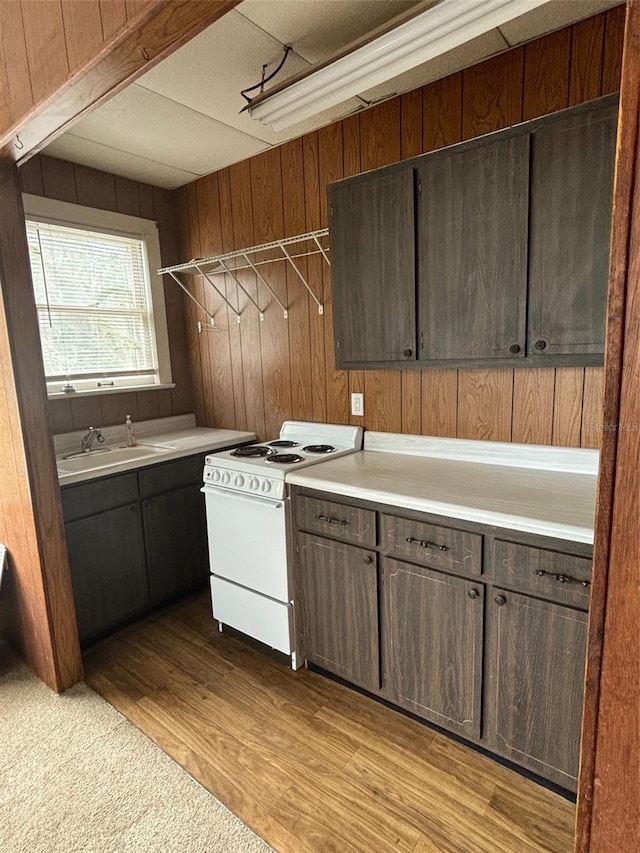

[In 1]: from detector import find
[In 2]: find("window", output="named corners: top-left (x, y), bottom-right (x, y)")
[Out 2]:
top-left (23, 194), bottom-right (172, 397)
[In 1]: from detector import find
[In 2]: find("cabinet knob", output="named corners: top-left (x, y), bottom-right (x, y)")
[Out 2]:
top-left (467, 588), bottom-right (479, 599)
top-left (363, 555), bottom-right (374, 565)
top-left (495, 594), bottom-right (507, 607)
top-left (403, 348), bottom-right (413, 358)
top-left (534, 339), bottom-right (547, 351)
top-left (509, 344), bottom-right (521, 354)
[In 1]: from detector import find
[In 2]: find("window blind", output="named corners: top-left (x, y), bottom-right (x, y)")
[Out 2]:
top-left (26, 220), bottom-right (157, 382)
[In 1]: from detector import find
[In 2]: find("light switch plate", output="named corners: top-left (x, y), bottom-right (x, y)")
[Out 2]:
top-left (351, 393), bottom-right (364, 417)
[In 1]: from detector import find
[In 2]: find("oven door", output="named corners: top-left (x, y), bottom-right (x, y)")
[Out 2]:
top-left (202, 484), bottom-right (289, 601)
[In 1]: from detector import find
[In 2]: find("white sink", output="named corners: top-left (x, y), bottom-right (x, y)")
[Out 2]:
top-left (56, 444), bottom-right (169, 475)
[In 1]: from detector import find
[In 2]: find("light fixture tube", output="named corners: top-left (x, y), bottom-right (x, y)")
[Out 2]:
top-left (248, 0), bottom-right (551, 130)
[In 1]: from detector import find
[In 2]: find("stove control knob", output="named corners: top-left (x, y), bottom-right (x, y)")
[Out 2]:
top-left (249, 477), bottom-right (259, 491)
top-left (261, 479), bottom-right (272, 494)
top-left (210, 468), bottom-right (221, 483)
top-left (221, 471), bottom-right (231, 485)
top-left (234, 474), bottom-right (245, 488)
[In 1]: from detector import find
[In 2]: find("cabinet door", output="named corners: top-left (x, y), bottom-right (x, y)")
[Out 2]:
top-left (298, 533), bottom-right (379, 691)
top-left (528, 98), bottom-right (617, 356)
top-left (417, 134), bottom-right (529, 361)
top-left (383, 558), bottom-right (484, 738)
top-left (329, 168), bottom-right (416, 366)
top-left (66, 504), bottom-right (148, 644)
top-left (485, 588), bottom-right (587, 790)
top-left (143, 484), bottom-right (209, 607)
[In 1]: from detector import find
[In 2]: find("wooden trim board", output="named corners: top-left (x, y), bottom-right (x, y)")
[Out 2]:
top-left (576, 2), bottom-right (640, 850)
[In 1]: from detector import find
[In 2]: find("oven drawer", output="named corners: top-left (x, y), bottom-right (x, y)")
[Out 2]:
top-left (296, 495), bottom-right (376, 546)
top-left (487, 540), bottom-right (591, 607)
top-left (210, 576), bottom-right (292, 654)
top-left (381, 514), bottom-right (482, 576)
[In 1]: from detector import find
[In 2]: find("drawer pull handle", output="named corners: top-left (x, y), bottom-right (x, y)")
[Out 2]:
top-left (405, 537), bottom-right (448, 552)
top-left (533, 569), bottom-right (591, 588)
top-left (317, 514), bottom-right (348, 526)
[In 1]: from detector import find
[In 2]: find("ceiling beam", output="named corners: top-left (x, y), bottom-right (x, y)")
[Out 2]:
top-left (0, 0), bottom-right (239, 163)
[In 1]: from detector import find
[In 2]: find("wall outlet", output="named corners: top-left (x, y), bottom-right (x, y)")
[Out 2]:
top-left (351, 392), bottom-right (364, 417)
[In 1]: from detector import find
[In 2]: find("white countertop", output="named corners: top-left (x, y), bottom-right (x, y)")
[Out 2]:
top-left (287, 434), bottom-right (598, 544)
top-left (56, 415), bottom-right (256, 486)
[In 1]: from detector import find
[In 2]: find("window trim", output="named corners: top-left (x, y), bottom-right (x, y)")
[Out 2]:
top-left (22, 193), bottom-right (173, 398)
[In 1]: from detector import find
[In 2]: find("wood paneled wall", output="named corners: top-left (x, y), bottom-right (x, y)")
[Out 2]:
top-left (175, 6), bottom-right (624, 447)
top-left (19, 153), bottom-right (194, 433)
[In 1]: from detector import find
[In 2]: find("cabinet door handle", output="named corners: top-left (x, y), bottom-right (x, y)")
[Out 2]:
top-left (467, 588), bottom-right (479, 599)
top-left (509, 343), bottom-right (521, 354)
top-left (403, 348), bottom-right (413, 358)
top-left (316, 514), bottom-right (348, 526)
top-left (362, 555), bottom-right (374, 565)
top-left (495, 595), bottom-right (507, 606)
top-left (533, 569), bottom-right (590, 588)
top-left (534, 339), bottom-right (547, 351)
top-left (405, 537), bottom-right (448, 552)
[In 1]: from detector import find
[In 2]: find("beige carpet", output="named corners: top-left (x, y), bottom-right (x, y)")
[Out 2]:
top-left (0, 644), bottom-right (273, 853)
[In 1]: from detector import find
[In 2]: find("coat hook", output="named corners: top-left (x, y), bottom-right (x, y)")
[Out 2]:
top-left (15, 135), bottom-right (23, 150)
top-left (142, 46), bottom-right (150, 61)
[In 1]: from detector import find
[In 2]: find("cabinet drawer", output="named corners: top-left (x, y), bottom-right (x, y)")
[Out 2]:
top-left (488, 540), bottom-right (591, 608)
top-left (62, 472), bottom-right (139, 522)
top-left (296, 495), bottom-right (376, 547)
top-left (138, 453), bottom-right (205, 497)
top-left (381, 514), bottom-right (482, 576)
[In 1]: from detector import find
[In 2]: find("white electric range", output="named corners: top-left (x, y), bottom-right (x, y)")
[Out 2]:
top-left (202, 421), bottom-right (363, 669)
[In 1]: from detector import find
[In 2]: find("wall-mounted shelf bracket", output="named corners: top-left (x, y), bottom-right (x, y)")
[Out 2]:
top-left (194, 263), bottom-right (242, 323)
top-left (279, 242), bottom-right (323, 315)
top-left (197, 321), bottom-right (218, 334)
top-left (216, 258), bottom-right (265, 322)
top-left (167, 270), bottom-right (216, 330)
top-left (158, 229), bottom-right (329, 321)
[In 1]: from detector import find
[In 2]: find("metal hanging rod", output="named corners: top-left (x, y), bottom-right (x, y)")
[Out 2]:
top-left (158, 228), bottom-right (329, 320)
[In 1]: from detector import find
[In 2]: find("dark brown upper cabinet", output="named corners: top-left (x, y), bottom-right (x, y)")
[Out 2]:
top-left (329, 94), bottom-right (618, 371)
top-left (329, 167), bottom-right (415, 364)
top-left (528, 98), bottom-right (617, 357)
top-left (417, 134), bottom-right (529, 362)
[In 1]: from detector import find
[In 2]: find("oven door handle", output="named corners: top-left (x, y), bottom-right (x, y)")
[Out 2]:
top-left (201, 484), bottom-right (283, 509)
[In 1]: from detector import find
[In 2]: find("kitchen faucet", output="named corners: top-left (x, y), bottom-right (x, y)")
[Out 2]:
top-left (80, 427), bottom-right (105, 454)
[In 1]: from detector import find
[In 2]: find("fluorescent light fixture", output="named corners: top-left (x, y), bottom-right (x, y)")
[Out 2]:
top-left (248, 0), bottom-right (551, 130)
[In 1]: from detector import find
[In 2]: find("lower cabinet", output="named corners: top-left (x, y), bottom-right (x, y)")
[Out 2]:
top-left (143, 484), bottom-right (209, 607)
top-left (62, 454), bottom-right (210, 646)
top-left (65, 503), bottom-right (149, 642)
top-left (298, 532), bottom-right (379, 692)
top-left (383, 558), bottom-right (483, 739)
top-left (294, 488), bottom-right (592, 792)
top-left (485, 588), bottom-right (588, 789)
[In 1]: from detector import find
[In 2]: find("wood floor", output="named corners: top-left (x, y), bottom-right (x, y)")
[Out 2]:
top-left (84, 595), bottom-right (576, 853)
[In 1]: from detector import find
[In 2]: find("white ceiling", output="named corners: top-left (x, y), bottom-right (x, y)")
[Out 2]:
top-left (44, 0), bottom-right (621, 189)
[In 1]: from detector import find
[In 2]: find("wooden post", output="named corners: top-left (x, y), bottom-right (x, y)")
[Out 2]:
top-left (576, 2), bottom-right (640, 849)
top-left (0, 158), bottom-right (82, 691)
